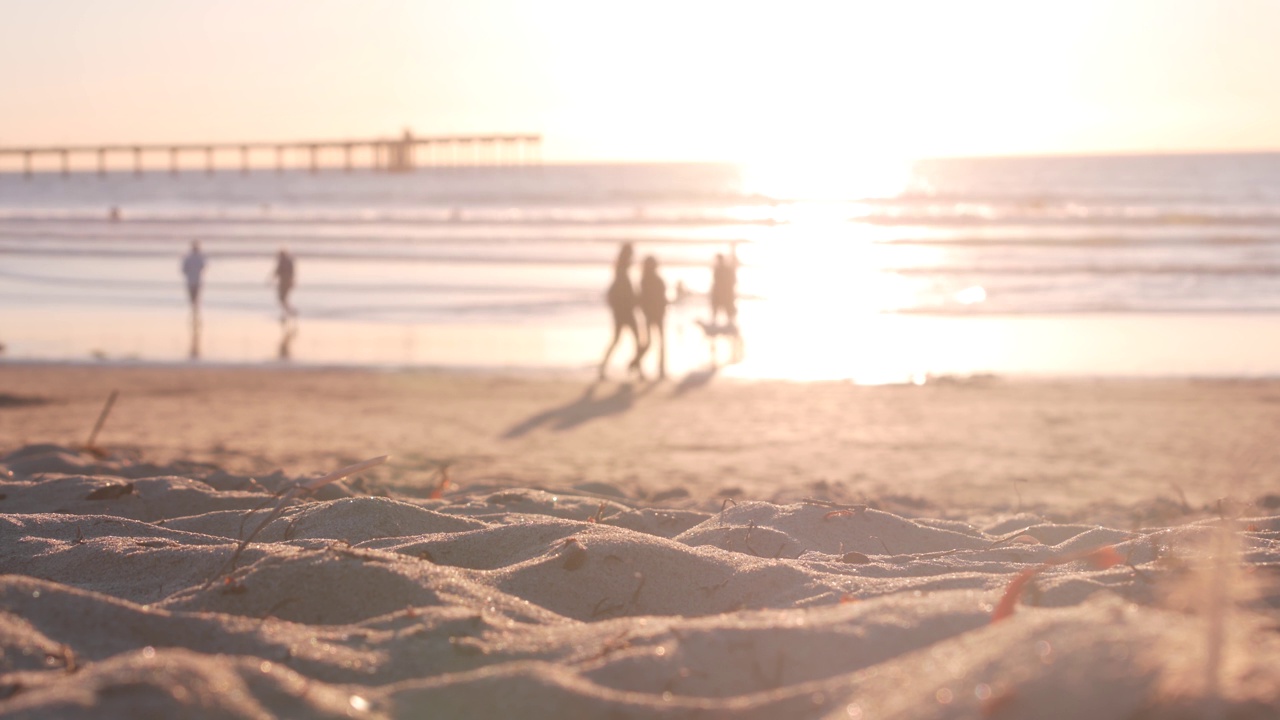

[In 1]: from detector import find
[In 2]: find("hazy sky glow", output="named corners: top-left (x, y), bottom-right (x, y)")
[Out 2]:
top-left (3, 0), bottom-right (1280, 162)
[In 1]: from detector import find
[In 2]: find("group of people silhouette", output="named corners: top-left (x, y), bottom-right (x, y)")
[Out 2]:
top-left (599, 241), bottom-right (739, 381)
top-left (177, 238), bottom-right (736, 372)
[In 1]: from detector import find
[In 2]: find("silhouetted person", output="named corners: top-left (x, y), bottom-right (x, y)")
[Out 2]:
top-left (711, 249), bottom-right (738, 327)
top-left (638, 255), bottom-right (668, 379)
top-left (599, 242), bottom-right (644, 380)
top-left (182, 240), bottom-right (207, 314)
top-left (272, 249), bottom-right (296, 319)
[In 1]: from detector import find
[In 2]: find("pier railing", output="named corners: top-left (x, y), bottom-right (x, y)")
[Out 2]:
top-left (0, 130), bottom-right (541, 177)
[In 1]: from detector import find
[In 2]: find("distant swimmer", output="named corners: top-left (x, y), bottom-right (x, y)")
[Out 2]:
top-left (272, 248), bottom-right (297, 319)
top-left (182, 240), bottom-right (207, 313)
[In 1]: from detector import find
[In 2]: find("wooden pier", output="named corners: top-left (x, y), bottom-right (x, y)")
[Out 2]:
top-left (0, 129), bottom-right (541, 177)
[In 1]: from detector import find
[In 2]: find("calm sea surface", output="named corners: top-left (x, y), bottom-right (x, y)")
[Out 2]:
top-left (3, 154), bottom-right (1280, 380)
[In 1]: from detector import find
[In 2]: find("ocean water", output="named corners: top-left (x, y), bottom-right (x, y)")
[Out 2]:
top-left (3, 154), bottom-right (1280, 381)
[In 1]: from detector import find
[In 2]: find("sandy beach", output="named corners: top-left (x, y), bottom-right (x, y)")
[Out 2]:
top-left (2, 364), bottom-right (1279, 718)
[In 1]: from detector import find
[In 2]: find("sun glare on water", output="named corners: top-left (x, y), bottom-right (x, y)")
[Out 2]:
top-left (722, 153), bottom-right (952, 383)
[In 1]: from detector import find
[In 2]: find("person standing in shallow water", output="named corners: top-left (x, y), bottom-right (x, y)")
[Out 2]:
top-left (599, 242), bottom-right (645, 380)
top-left (710, 250), bottom-right (738, 327)
top-left (272, 249), bottom-right (296, 319)
top-left (182, 241), bottom-right (207, 315)
top-left (638, 255), bottom-right (669, 379)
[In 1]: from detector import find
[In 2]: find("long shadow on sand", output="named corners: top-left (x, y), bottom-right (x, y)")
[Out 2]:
top-left (670, 367), bottom-right (716, 398)
top-left (501, 381), bottom-right (654, 438)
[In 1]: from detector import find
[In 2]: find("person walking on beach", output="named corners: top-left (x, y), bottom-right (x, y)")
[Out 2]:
top-left (710, 248), bottom-right (738, 327)
top-left (701, 245), bottom-right (744, 365)
top-left (182, 241), bottom-right (207, 315)
top-left (599, 242), bottom-right (645, 380)
top-left (272, 248), bottom-right (297, 319)
top-left (638, 255), bottom-right (669, 379)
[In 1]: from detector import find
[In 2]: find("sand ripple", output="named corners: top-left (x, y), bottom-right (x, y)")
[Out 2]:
top-left (2, 444), bottom-right (1279, 718)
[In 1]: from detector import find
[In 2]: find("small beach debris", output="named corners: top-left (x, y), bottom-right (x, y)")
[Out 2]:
top-left (47, 645), bottom-right (77, 674)
top-left (840, 551), bottom-right (871, 564)
top-left (991, 545), bottom-right (1123, 622)
top-left (207, 454), bottom-right (388, 585)
top-left (85, 482), bottom-right (133, 500)
top-left (1169, 482), bottom-right (1192, 513)
top-left (83, 389), bottom-right (119, 457)
top-left (428, 463), bottom-right (452, 499)
top-left (591, 596), bottom-right (623, 618)
top-left (562, 545), bottom-right (587, 570)
top-left (554, 537), bottom-right (587, 570)
top-left (220, 577), bottom-right (248, 595)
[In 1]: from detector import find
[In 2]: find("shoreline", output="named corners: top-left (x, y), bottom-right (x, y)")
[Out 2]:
top-left (9, 355), bottom-right (1280, 385)
top-left (5, 309), bottom-right (1280, 384)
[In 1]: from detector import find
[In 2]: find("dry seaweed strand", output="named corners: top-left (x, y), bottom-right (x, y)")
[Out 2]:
top-left (83, 389), bottom-right (119, 457)
top-left (205, 455), bottom-right (388, 586)
top-left (991, 544), bottom-right (1123, 622)
top-left (427, 463), bottom-right (453, 499)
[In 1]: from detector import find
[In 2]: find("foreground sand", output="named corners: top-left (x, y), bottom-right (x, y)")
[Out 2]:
top-left (1, 365), bottom-right (1279, 717)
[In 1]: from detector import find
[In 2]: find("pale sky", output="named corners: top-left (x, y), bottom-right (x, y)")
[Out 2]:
top-left (2, 0), bottom-right (1279, 162)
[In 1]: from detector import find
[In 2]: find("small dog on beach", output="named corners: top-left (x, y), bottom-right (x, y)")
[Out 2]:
top-left (695, 318), bottom-right (743, 365)
top-left (695, 319), bottom-right (739, 339)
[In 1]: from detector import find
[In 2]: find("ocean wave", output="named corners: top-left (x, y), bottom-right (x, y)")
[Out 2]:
top-left (0, 210), bottom-right (781, 227)
top-left (885, 263), bottom-right (1280, 276)
top-left (0, 228), bottom-right (744, 248)
top-left (0, 245), bottom-right (733, 268)
top-left (7, 206), bottom-right (1280, 232)
top-left (876, 234), bottom-right (1280, 247)
top-left (856, 210), bottom-right (1280, 228)
top-left (893, 304), bottom-right (1280, 316)
top-left (0, 268), bottom-right (604, 296)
